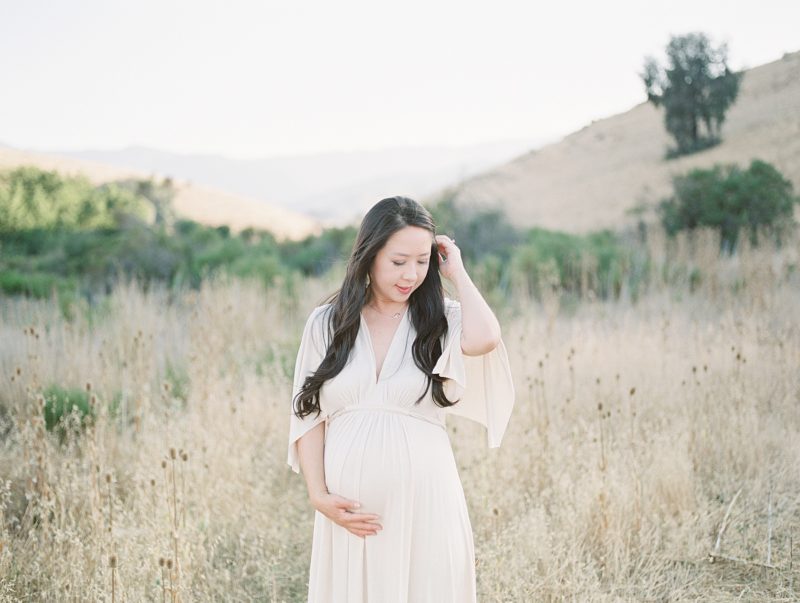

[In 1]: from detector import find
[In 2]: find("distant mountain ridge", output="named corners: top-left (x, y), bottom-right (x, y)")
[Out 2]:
top-left (54, 138), bottom-right (552, 224)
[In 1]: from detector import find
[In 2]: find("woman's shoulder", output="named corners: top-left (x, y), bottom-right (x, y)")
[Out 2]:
top-left (302, 303), bottom-right (333, 332)
top-left (300, 303), bottom-right (333, 349)
top-left (308, 302), bottom-right (333, 317)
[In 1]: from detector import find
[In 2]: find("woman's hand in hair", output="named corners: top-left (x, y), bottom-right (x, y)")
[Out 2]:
top-left (310, 491), bottom-right (383, 538)
top-left (435, 234), bottom-right (465, 282)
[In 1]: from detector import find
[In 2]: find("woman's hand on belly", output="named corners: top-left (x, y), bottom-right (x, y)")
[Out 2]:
top-left (311, 492), bottom-right (383, 538)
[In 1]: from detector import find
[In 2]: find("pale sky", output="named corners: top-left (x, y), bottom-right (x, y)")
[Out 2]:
top-left (2, 0), bottom-right (798, 159)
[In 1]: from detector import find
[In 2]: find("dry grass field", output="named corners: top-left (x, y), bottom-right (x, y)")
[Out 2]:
top-left (1, 228), bottom-right (799, 601)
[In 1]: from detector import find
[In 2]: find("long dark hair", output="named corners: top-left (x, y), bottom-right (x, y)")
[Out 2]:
top-left (293, 196), bottom-right (457, 419)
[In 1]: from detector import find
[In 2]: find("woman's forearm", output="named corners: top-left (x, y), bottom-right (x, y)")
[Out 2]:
top-left (296, 421), bottom-right (328, 505)
top-left (452, 270), bottom-right (502, 356)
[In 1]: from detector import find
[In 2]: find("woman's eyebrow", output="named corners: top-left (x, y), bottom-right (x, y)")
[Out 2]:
top-left (391, 251), bottom-right (431, 257)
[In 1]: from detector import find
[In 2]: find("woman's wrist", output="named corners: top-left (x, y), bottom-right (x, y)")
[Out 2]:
top-left (308, 487), bottom-right (329, 507)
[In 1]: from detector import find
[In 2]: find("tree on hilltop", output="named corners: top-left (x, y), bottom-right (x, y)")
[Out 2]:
top-left (641, 32), bottom-right (743, 158)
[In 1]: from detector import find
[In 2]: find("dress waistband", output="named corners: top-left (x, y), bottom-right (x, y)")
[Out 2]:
top-left (326, 404), bottom-right (446, 430)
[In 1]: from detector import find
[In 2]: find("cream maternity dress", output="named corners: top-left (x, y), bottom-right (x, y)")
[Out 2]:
top-left (287, 297), bottom-right (515, 602)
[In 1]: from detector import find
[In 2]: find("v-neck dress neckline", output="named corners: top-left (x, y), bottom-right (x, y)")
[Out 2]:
top-left (360, 306), bottom-right (409, 385)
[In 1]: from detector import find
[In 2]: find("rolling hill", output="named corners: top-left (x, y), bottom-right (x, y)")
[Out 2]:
top-left (54, 138), bottom-right (550, 225)
top-left (431, 50), bottom-right (800, 234)
top-left (0, 145), bottom-right (320, 240)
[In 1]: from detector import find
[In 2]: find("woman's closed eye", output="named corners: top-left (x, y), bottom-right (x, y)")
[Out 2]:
top-left (392, 260), bottom-right (429, 266)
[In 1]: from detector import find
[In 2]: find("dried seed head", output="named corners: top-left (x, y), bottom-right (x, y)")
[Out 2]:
top-left (595, 377), bottom-right (601, 385)
top-left (166, 559), bottom-right (173, 569)
top-left (597, 402), bottom-right (603, 412)
top-left (85, 382), bottom-right (92, 392)
top-left (163, 382), bottom-right (171, 393)
top-left (161, 460), bottom-right (167, 469)
top-left (492, 507), bottom-right (499, 516)
top-left (150, 478), bottom-right (156, 487)
top-left (629, 387), bottom-right (636, 396)
top-left (109, 555), bottom-right (117, 568)
top-left (159, 557), bottom-right (165, 567)
top-left (692, 366), bottom-right (697, 373)
top-left (105, 473), bottom-right (111, 484)
top-left (181, 452), bottom-right (188, 462)
top-left (15, 367), bottom-right (21, 376)
top-left (169, 447), bottom-right (176, 460)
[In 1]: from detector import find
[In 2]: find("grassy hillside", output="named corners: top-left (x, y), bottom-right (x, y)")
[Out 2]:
top-left (438, 50), bottom-right (800, 234)
top-left (0, 145), bottom-right (320, 240)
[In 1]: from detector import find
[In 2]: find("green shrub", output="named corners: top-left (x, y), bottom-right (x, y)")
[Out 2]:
top-left (42, 385), bottom-right (95, 435)
top-left (510, 228), bottom-right (627, 300)
top-left (0, 167), bottom-right (150, 231)
top-left (659, 159), bottom-right (799, 251)
top-left (0, 270), bottom-right (77, 299)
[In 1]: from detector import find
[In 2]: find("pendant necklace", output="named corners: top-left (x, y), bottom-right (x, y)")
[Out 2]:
top-left (368, 303), bottom-right (405, 319)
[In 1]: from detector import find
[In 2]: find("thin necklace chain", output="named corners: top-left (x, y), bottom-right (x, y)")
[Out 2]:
top-left (366, 302), bottom-right (406, 319)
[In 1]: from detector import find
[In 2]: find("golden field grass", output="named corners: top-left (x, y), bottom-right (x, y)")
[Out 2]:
top-left (1, 228), bottom-right (799, 601)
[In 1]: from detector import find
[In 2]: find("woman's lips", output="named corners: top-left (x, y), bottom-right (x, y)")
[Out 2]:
top-left (396, 285), bottom-right (412, 294)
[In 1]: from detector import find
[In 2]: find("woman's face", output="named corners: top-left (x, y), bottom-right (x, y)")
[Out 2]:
top-left (368, 225), bottom-right (433, 303)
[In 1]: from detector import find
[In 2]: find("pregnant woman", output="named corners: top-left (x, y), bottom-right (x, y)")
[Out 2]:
top-left (287, 195), bottom-right (515, 602)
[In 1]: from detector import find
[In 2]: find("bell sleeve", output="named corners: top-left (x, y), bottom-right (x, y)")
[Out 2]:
top-left (287, 304), bottom-right (331, 474)
top-left (432, 297), bottom-right (515, 448)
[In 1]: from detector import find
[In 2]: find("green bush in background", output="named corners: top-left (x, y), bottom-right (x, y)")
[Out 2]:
top-left (2, 160), bottom-right (797, 310)
top-left (42, 385), bottom-right (95, 438)
top-left (0, 166), bottom-right (150, 231)
top-left (659, 159), bottom-right (799, 251)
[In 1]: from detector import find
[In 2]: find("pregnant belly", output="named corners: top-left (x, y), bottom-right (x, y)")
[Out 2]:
top-left (323, 409), bottom-right (458, 516)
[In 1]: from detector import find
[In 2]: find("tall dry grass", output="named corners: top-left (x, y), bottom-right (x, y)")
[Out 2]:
top-left (0, 227), bottom-right (798, 601)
